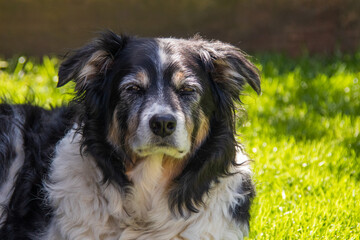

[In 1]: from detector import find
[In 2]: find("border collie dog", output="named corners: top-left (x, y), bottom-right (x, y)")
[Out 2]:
top-left (0, 31), bottom-right (260, 240)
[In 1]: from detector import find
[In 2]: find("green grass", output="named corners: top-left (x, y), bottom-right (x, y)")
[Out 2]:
top-left (0, 56), bottom-right (74, 106)
top-left (1, 53), bottom-right (359, 239)
top-left (242, 53), bottom-right (360, 239)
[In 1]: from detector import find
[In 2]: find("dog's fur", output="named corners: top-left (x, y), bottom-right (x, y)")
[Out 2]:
top-left (0, 31), bottom-right (260, 240)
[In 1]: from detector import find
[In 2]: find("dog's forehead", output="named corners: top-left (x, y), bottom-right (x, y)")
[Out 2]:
top-left (156, 38), bottom-right (201, 62)
top-left (127, 37), bottom-right (199, 64)
top-left (122, 38), bottom-right (202, 84)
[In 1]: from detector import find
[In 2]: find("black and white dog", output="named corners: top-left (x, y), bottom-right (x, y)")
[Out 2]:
top-left (0, 31), bottom-right (260, 240)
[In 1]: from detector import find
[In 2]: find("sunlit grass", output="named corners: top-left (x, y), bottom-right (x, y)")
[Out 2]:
top-left (242, 53), bottom-right (360, 239)
top-left (0, 56), bottom-right (74, 107)
top-left (0, 53), bottom-right (359, 239)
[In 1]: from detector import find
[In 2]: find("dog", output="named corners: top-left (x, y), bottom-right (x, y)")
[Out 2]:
top-left (0, 31), bottom-right (260, 240)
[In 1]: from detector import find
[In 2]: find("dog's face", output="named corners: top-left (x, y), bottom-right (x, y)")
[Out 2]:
top-left (111, 39), bottom-right (207, 159)
top-left (58, 32), bottom-right (260, 162)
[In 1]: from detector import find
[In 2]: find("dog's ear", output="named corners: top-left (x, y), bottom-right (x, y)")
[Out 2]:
top-left (200, 41), bottom-right (261, 98)
top-left (58, 31), bottom-right (128, 91)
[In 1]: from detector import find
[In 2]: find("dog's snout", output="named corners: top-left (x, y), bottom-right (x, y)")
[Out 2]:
top-left (149, 114), bottom-right (177, 137)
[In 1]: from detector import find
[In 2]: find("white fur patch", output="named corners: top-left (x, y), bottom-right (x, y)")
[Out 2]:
top-left (45, 128), bottom-right (251, 239)
top-left (45, 128), bottom-right (123, 240)
top-left (158, 47), bottom-right (169, 67)
top-left (158, 39), bottom-right (184, 65)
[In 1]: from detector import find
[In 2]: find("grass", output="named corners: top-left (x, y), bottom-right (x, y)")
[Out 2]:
top-left (0, 56), bottom-right (74, 106)
top-left (1, 53), bottom-right (359, 239)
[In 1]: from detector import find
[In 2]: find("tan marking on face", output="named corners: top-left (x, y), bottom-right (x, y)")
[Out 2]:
top-left (172, 71), bottom-right (186, 88)
top-left (184, 113), bottom-right (195, 149)
top-left (135, 70), bottom-right (150, 87)
top-left (193, 111), bottom-right (210, 151)
top-left (108, 109), bottom-right (142, 171)
top-left (108, 109), bottom-right (121, 146)
top-left (124, 113), bottom-right (143, 169)
top-left (124, 125), bottom-right (138, 149)
top-left (184, 111), bottom-right (194, 131)
top-left (126, 113), bottom-right (139, 138)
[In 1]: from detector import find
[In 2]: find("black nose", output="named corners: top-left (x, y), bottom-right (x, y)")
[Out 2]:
top-left (149, 114), bottom-right (177, 137)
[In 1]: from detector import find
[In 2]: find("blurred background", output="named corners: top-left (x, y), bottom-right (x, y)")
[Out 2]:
top-left (0, 0), bottom-right (359, 57)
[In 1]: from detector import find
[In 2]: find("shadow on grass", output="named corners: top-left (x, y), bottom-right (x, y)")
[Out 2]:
top-left (257, 51), bottom-right (360, 79)
top-left (255, 53), bottom-right (360, 140)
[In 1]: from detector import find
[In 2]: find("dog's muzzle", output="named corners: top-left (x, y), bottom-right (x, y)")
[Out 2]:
top-left (129, 104), bottom-right (190, 158)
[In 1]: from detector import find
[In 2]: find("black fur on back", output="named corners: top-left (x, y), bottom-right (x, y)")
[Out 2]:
top-left (0, 104), bottom-right (75, 239)
top-left (0, 104), bottom-right (16, 185)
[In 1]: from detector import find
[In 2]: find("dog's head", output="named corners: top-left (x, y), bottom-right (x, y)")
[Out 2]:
top-left (59, 31), bottom-right (259, 158)
top-left (58, 31), bottom-right (259, 213)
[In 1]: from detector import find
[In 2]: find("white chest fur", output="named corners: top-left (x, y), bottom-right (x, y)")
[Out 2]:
top-left (45, 129), bottom-right (250, 240)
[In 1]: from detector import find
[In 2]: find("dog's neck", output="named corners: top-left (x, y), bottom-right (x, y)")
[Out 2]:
top-left (124, 154), bottom-right (166, 219)
top-left (126, 153), bottom-right (186, 183)
top-left (124, 154), bottom-right (185, 217)
top-left (127, 154), bottom-right (165, 195)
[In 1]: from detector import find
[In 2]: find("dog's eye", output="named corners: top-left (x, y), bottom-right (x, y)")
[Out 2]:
top-left (179, 86), bottom-right (196, 94)
top-left (125, 85), bottom-right (142, 93)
